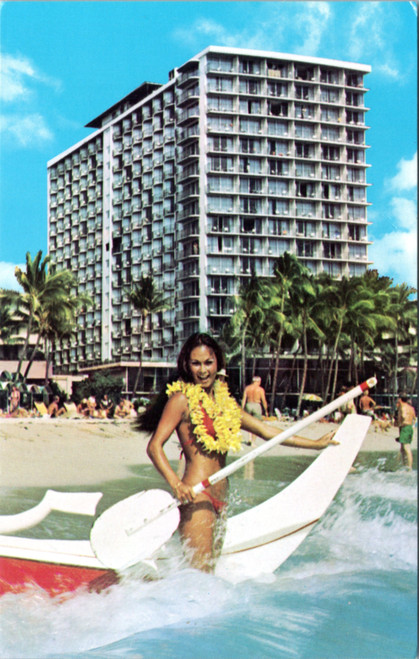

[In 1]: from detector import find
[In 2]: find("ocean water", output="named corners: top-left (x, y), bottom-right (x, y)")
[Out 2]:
top-left (0, 451), bottom-right (417, 659)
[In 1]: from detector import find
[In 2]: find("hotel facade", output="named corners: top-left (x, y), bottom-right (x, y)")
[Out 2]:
top-left (47, 46), bottom-right (372, 385)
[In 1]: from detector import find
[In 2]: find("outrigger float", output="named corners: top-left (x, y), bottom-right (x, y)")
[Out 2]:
top-left (0, 381), bottom-right (375, 597)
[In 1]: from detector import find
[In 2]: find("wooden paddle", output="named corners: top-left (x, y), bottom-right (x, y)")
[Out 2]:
top-left (0, 490), bottom-right (103, 534)
top-left (90, 377), bottom-right (376, 570)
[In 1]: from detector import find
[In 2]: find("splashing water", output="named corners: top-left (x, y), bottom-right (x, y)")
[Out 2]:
top-left (0, 456), bottom-right (416, 659)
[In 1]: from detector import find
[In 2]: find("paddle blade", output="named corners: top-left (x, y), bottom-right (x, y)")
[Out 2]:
top-left (90, 489), bottom-right (180, 570)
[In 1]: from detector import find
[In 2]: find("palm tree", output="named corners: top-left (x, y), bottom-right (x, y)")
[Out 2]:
top-left (268, 253), bottom-right (308, 414)
top-left (290, 274), bottom-right (325, 418)
top-left (35, 292), bottom-right (92, 385)
top-left (13, 251), bottom-right (82, 383)
top-left (0, 290), bottom-right (25, 347)
top-left (316, 276), bottom-right (376, 402)
top-left (224, 274), bottom-right (266, 391)
top-left (127, 276), bottom-right (170, 394)
top-left (387, 283), bottom-right (417, 406)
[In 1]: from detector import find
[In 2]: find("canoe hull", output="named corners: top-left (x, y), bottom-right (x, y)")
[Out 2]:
top-left (0, 555), bottom-right (117, 597)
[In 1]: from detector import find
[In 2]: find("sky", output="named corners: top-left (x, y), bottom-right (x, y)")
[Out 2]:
top-left (0, 1), bottom-right (417, 290)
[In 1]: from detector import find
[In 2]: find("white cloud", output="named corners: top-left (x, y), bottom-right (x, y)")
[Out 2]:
top-left (369, 228), bottom-right (417, 287)
top-left (292, 2), bottom-right (332, 56)
top-left (370, 153), bottom-right (417, 286)
top-left (0, 53), bottom-right (60, 103)
top-left (0, 113), bottom-right (53, 147)
top-left (0, 262), bottom-right (24, 291)
top-left (172, 2), bottom-right (332, 55)
top-left (388, 152), bottom-right (418, 192)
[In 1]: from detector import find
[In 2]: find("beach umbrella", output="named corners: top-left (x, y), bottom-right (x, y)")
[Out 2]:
top-left (302, 393), bottom-right (323, 402)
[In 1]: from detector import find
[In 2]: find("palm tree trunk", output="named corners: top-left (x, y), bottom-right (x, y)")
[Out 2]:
top-left (22, 331), bottom-right (43, 383)
top-left (324, 319), bottom-right (343, 402)
top-left (133, 313), bottom-right (147, 395)
top-left (14, 315), bottom-right (33, 383)
top-left (270, 332), bottom-right (284, 415)
top-left (296, 331), bottom-right (308, 418)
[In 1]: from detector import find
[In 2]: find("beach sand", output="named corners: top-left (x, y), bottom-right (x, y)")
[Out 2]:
top-left (0, 416), bottom-right (415, 488)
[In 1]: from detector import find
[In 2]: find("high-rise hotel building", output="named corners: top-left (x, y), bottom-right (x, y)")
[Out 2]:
top-left (47, 46), bottom-right (371, 379)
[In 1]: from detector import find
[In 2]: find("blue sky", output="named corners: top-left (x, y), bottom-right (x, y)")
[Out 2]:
top-left (0, 1), bottom-right (417, 290)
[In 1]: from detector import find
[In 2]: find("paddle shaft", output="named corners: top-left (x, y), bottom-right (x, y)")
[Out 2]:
top-left (193, 377), bottom-right (377, 495)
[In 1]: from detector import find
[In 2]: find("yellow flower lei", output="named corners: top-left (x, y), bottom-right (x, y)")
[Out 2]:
top-left (166, 380), bottom-right (242, 454)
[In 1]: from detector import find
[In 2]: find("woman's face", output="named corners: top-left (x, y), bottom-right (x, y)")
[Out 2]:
top-left (188, 345), bottom-right (218, 391)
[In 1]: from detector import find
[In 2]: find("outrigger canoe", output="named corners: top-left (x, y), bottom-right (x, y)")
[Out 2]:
top-left (0, 414), bottom-right (371, 597)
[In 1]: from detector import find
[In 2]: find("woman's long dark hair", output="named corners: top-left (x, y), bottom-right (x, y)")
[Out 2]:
top-left (136, 333), bottom-right (226, 432)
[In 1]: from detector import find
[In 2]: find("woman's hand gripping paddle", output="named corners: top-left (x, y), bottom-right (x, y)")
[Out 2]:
top-left (90, 378), bottom-right (376, 570)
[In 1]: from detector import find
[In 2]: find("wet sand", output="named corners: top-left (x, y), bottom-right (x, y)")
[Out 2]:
top-left (0, 416), bottom-right (414, 488)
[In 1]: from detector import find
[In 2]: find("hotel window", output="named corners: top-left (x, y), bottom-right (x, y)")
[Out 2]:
top-left (209, 155), bottom-right (234, 172)
top-left (240, 197), bottom-right (261, 213)
top-left (323, 243), bottom-right (342, 259)
top-left (295, 85), bottom-right (313, 101)
top-left (240, 157), bottom-right (261, 174)
top-left (208, 115), bottom-right (234, 132)
top-left (239, 99), bottom-right (262, 115)
top-left (208, 136), bottom-right (234, 153)
top-left (210, 215), bottom-right (231, 232)
top-left (295, 104), bottom-right (314, 119)
top-left (207, 57), bottom-right (234, 73)
top-left (297, 240), bottom-right (315, 257)
top-left (268, 199), bottom-right (289, 215)
top-left (207, 76), bottom-right (233, 92)
top-left (269, 219), bottom-right (289, 235)
top-left (239, 118), bottom-right (262, 134)
top-left (322, 164), bottom-right (341, 180)
top-left (240, 178), bottom-right (262, 194)
top-left (240, 138), bottom-right (261, 154)
top-left (347, 186), bottom-right (365, 202)
top-left (295, 123), bottom-right (315, 139)
top-left (239, 79), bottom-right (261, 95)
top-left (269, 159), bottom-right (288, 176)
top-left (241, 217), bottom-right (262, 233)
top-left (208, 196), bottom-right (234, 212)
top-left (321, 126), bottom-right (340, 141)
top-left (296, 201), bottom-right (315, 217)
top-left (322, 183), bottom-right (341, 199)
top-left (268, 179), bottom-right (288, 195)
top-left (208, 96), bottom-right (234, 112)
top-left (267, 82), bottom-right (288, 97)
top-left (320, 87), bottom-right (339, 103)
top-left (208, 175), bottom-right (234, 192)
top-left (296, 142), bottom-right (314, 159)
top-left (320, 68), bottom-right (339, 84)
top-left (348, 206), bottom-right (365, 220)
top-left (347, 148), bottom-right (364, 164)
top-left (347, 130), bottom-right (364, 145)
top-left (267, 120), bottom-right (288, 136)
top-left (239, 58), bottom-right (260, 74)
top-left (322, 145), bottom-right (340, 161)
top-left (268, 140), bottom-right (288, 156)
top-left (295, 162), bottom-right (315, 177)
top-left (321, 106), bottom-right (339, 122)
top-left (347, 167), bottom-right (364, 183)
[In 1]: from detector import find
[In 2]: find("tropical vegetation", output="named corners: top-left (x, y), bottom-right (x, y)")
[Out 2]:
top-left (223, 253), bottom-right (417, 411)
top-left (0, 250), bottom-right (91, 385)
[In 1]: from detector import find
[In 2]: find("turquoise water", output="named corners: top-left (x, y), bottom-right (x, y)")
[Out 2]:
top-left (0, 451), bottom-right (417, 659)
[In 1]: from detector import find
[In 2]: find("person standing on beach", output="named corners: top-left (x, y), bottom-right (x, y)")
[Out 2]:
top-left (9, 386), bottom-right (20, 416)
top-left (359, 389), bottom-right (377, 417)
top-left (396, 393), bottom-right (416, 470)
top-left (142, 333), bottom-right (337, 573)
top-left (241, 376), bottom-right (269, 419)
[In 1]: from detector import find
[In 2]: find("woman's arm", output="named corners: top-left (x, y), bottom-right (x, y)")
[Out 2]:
top-left (147, 393), bottom-right (186, 488)
top-left (240, 409), bottom-right (336, 450)
top-left (146, 393), bottom-right (197, 503)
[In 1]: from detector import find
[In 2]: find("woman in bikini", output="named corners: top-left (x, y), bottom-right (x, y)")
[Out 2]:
top-left (142, 333), bottom-right (336, 573)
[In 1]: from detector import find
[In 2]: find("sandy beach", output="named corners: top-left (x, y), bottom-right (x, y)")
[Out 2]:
top-left (0, 416), bottom-right (415, 488)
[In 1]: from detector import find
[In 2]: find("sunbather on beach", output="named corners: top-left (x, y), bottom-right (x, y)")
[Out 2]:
top-left (140, 333), bottom-right (337, 573)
